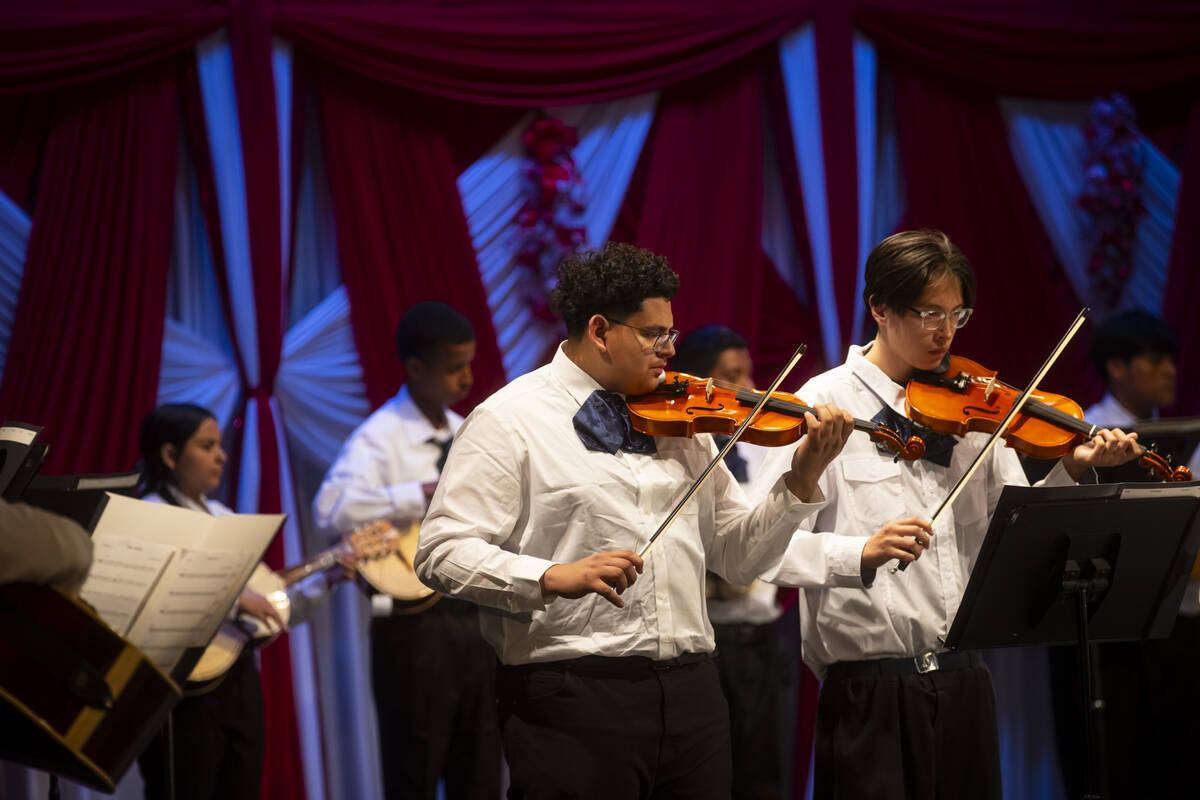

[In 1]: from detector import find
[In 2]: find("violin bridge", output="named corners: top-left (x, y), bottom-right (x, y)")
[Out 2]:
top-left (984, 375), bottom-right (996, 403)
top-left (705, 378), bottom-right (714, 404)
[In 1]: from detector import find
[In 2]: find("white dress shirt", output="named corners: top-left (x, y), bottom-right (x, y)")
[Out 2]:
top-left (706, 442), bottom-right (783, 626)
top-left (414, 345), bottom-right (841, 665)
top-left (751, 344), bottom-right (1078, 678)
top-left (313, 385), bottom-right (461, 534)
top-left (1083, 391), bottom-right (1142, 431)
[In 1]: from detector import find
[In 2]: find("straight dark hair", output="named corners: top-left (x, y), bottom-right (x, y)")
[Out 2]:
top-left (395, 301), bottom-right (475, 365)
top-left (670, 325), bottom-right (748, 377)
top-left (862, 230), bottom-right (976, 314)
top-left (138, 403), bottom-right (216, 504)
top-left (1088, 310), bottom-right (1178, 385)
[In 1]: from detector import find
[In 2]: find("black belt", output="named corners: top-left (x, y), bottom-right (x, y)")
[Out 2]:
top-left (825, 650), bottom-right (982, 681)
top-left (504, 651), bottom-right (712, 679)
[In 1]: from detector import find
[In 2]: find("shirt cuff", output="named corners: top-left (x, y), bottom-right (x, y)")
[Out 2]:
top-left (828, 535), bottom-right (868, 587)
top-left (772, 474), bottom-right (828, 521)
top-left (1045, 458), bottom-right (1092, 487)
top-left (388, 482), bottom-right (427, 519)
top-left (508, 554), bottom-right (559, 612)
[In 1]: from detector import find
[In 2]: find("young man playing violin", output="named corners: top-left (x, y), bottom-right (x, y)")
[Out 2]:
top-left (415, 242), bottom-right (865, 799)
top-left (750, 229), bottom-right (1142, 800)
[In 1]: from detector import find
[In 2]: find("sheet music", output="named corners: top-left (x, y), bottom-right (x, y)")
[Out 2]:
top-left (85, 494), bottom-right (285, 675)
top-left (79, 536), bottom-right (176, 635)
top-left (128, 548), bottom-right (252, 672)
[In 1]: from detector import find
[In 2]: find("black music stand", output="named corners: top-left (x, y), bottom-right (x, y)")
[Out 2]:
top-left (0, 421), bottom-right (44, 499)
top-left (19, 471), bottom-right (141, 532)
top-left (945, 481), bottom-right (1200, 800)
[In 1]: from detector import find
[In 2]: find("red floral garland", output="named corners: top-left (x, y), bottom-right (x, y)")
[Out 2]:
top-left (1077, 94), bottom-right (1146, 307)
top-left (515, 116), bottom-right (586, 323)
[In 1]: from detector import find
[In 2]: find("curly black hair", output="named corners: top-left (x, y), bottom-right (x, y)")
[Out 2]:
top-left (550, 242), bottom-right (680, 337)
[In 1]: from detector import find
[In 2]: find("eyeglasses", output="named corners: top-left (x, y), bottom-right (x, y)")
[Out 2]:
top-left (603, 316), bottom-right (680, 351)
top-left (906, 306), bottom-right (974, 331)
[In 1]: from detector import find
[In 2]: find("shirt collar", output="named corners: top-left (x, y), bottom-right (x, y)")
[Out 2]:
top-left (393, 385), bottom-right (454, 444)
top-left (164, 483), bottom-right (213, 514)
top-left (1088, 391), bottom-right (1147, 428)
top-left (550, 342), bottom-right (607, 407)
top-left (846, 342), bottom-right (908, 415)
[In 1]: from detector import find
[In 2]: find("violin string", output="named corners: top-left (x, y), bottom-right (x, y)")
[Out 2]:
top-left (894, 308), bottom-right (1091, 573)
top-left (639, 345), bottom-right (807, 559)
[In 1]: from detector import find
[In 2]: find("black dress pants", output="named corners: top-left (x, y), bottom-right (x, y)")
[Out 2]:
top-left (713, 622), bottom-right (787, 800)
top-left (370, 597), bottom-right (501, 800)
top-left (814, 656), bottom-right (1001, 800)
top-left (138, 654), bottom-right (264, 800)
top-left (498, 654), bottom-right (731, 800)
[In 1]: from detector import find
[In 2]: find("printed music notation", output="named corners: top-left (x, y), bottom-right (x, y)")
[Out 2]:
top-left (78, 494), bottom-right (284, 674)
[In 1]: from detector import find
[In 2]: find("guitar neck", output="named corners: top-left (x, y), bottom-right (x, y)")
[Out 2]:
top-left (278, 544), bottom-right (347, 587)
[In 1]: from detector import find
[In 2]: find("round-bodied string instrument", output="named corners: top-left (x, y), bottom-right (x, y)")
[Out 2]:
top-left (627, 371), bottom-right (926, 460)
top-left (906, 354), bottom-right (1192, 482)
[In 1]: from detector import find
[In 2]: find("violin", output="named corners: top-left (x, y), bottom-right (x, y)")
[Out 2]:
top-left (906, 354), bottom-right (1191, 482)
top-left (626, 371), bottom-right (926, 461)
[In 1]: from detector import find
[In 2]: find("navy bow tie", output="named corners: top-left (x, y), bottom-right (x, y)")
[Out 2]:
top-left (713, 435), bottom-right (749, 483)
top-left (871, 405), bottom-right (958, 468)
top-left (573, 390), bottom-right (657, 456)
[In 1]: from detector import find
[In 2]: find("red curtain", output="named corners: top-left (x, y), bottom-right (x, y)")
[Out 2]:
top-left (0, 5), bottom-right (224, 94)
top-left (1161, 98), bottom-right (1200, 415)
top-left (314, 74), bottom-right (510, 410)
top-left (273, 1), bottom-right (812, 106)
top-left (764, 47), bottom-right (826, 383)
top-left (0, 5), bottom-right (222, 471)
top-left (856, 1), bottom-right (1200, 95)
top-left (223, 0), bottom-right (309, 794)
top-left (0, 67), bottom-right (180, 474)
top-left (621, 52), bottom-right (820, 387)
top-left (891, 70), bottom-right (1091, 391)
top-left (847, 0), bottom-right (1200, 411)
top-left (814, 3), bottom-right (859, 349)
top-left (0, 96), bottom-right (51, 211)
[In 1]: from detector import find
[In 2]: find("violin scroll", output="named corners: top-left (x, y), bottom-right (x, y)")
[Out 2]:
top-left (1137, 449), bottom-right (1193, 482)
top-left (868, 427), bottom-right (926, 462)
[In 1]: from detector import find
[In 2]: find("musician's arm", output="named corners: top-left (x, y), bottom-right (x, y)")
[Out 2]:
top-left (0, 499), bottom-right (93, 592)
top-left (416, 410), bottom-right (555, 613)
top-left (313, 435), bottom-right (428, 533)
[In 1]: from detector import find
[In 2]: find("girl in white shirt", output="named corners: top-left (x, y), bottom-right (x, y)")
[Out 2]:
top-left (135, 403), bottom-right (351, 800)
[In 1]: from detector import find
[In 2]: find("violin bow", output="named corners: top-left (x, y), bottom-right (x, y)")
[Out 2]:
top-left (639, 344), bottom-right (807, 559)
top-left (895, 307), bottom-right (1091, 573)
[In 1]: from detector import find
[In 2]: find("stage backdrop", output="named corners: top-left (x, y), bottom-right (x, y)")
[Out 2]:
top-left (1, 4), bottom-right (1198, 800)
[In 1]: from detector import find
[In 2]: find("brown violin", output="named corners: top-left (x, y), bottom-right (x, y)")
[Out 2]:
top-left (906, 354), bottom-right (1191, 481)
top-left (627, 371), bottom-right (926, 460)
